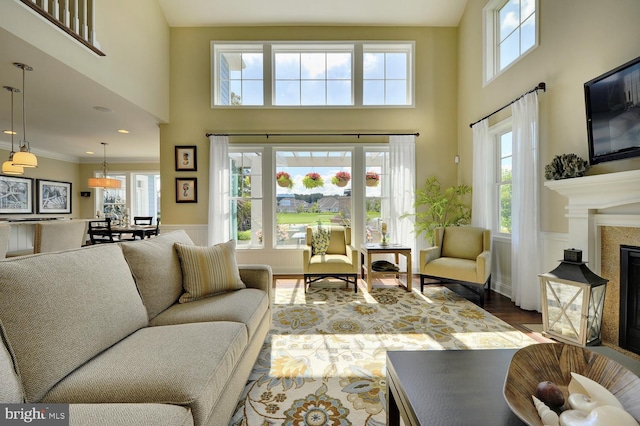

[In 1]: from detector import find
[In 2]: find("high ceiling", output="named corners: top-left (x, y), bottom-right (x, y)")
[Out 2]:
top-left (0, 0), bottom-right (467, 163)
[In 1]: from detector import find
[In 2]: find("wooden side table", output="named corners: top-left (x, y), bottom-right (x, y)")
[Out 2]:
top-left (360, 243), bottom-right (412, 292)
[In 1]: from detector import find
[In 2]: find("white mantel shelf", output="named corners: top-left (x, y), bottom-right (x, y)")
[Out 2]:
top-left (545, 169), bottom-right (640, 268)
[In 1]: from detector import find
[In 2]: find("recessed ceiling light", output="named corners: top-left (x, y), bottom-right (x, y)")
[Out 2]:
top-left (93, 106), bottom-right (112, 113)
top-left (86, 151), bottom-right (94, 155)
top-left (117, 129), bottom-right (129, 134)
top-left (3, 130), bottom-right (16, 135)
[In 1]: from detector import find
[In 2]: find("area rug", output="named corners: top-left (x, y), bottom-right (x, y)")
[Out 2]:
top-left (230, 283), bottom-right (538, 425)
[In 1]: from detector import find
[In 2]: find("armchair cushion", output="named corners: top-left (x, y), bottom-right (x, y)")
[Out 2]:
top-left (441, 226), bottom-right (485, 260)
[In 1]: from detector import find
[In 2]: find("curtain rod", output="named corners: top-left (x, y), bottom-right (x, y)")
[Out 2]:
top-left (469, 82), bottom-right (546, 128)
top-left (205, 132), bottom-right (419, 138)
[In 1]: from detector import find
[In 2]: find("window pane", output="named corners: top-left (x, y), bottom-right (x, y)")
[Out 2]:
top-left (386, 53), bottom-right (407, 79)
top-left (501, 157), bottom-right (512, 181)
top-left (386, 80), bottom-right (407, 105)
top-left (327, 80), bottom-right (351, 105)
top-left (363, 52), bottom-right (384, 79)
top-left (499, 183), bottom-right (512, 233)
top-left (218, 49), bottom-right (263, 106)
top-left (327, 53), bottom-right (352, 79)
top-left (275, 53), bottom-right (300, 79)
top-left (365, 151), bottom-right (388, 244)
top-left (499, 0), bottom-right (519, 41)
top-left (242, 53), bottom-right (263, 79)
top-left (521, 13), bottom-right (536, 52)
top-left (522, 0), bottom-right (535, 20)
top-left (500, 30), bottom-right (520, 70)
top-left (242, 81), bottom-right (263, 105)
top-left (301, 80), bottom-right (325, 105)
top-left (301, 53), bottom-right (325, 79)
top-left (275, 81), bottom-right (300, 105)
top-left (501, 132), bottom-right (512, 156)
top-left (363, 80), bottom-right (384, 105)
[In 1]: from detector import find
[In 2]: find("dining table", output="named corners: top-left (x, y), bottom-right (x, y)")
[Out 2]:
top-left (110, 224), bottom-right (157, 240)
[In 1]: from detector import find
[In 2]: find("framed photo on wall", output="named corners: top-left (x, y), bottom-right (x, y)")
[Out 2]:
top-left (0, 175), bottom-right (33, 214)
top-left (176, 178), bottom-right (197, 203)
top-left (175, 146), bottom-right (197, 171)
top-left (36, 179), bottom-right (72, 214)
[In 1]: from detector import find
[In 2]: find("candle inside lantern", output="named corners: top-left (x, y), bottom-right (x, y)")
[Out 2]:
top-left (381, 222), bottom-right (387, 234)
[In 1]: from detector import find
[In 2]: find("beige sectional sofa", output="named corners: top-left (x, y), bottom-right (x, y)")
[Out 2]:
top-left (0, 230), bottom-right (272, 426)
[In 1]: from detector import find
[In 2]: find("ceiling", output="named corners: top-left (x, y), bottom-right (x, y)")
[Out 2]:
top-left (0, 0), bottom-right (467, 164)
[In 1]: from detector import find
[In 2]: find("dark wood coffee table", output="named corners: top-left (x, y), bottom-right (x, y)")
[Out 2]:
top-left (386, 349), bottom-right (524, 426)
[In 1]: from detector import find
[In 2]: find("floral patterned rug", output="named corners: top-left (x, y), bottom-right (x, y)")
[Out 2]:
top-left (231, 283), bottom-right (538, 425)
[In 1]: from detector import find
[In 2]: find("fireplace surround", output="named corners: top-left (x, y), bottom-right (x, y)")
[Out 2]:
top-left (620, 245), bottom-right (640, 355)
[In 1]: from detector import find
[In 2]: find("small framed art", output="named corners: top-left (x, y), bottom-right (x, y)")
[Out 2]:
top-left (0, 175), bottom-right (33, 214)
top-left (37, 179), bottom-right (72, 214)
top-left (176, 178), bottom-right (197, 203)
top-left (175, 146), bottom-right (197, 171)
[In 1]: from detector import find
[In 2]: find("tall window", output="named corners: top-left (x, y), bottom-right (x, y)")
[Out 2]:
top-left (212, 41), bottom-right (414, 107)
top-left (213, 44), bottom-right (264, 106)
top-left (484, 0), bottom-right (537, 82)
top-left (364, 150), bottom-right (388, 242)
top-left (230, 151), bottom-right (263, 247)
top-left (273, 45), bottom-right (353, 106)
top-left (95, 172), bottom-right (160, 223)
top-left (363, 44), bottom-right (412, 105)
top-left (497, 130), bottom-right (513, 234)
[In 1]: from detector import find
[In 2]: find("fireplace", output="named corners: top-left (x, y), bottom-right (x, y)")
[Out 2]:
top-left (620, 245), bottom-right (640, 355)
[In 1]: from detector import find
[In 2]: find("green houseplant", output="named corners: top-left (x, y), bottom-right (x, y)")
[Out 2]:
top-left (302, 172), bottom-right (324, 189)
top-left (406, 176), bottom-right (472, 244)
top-left (276, 171), bottom-right (294, 189)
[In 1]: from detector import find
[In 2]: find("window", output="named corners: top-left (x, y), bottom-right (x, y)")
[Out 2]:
top-left (212, 41), bottom-right (414, 108)
top-left (230, 151), bottom-right (263, 247)
top-left (484, 0), bottom-right (537, 83)
top-left (364, 150), bottom-right (388, 243)
top-left (363, 44), bottom-right (412, 105)
top-left (95, 172), bottom-right (160, 224)
top-left (273, 45), bottom-right (353, 106)
top-left (213, 44), bottom-right (264, 106)
top-left (497, 130), bottom-right (512, 234)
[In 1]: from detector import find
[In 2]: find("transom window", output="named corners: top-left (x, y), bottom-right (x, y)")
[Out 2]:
top-left (211, 41), bottom-right (414, 108)
top-left (484, 0), bottom-right (537, 83)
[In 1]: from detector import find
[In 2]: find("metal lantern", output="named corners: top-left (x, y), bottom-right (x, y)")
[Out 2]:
top-left (538, 249), bottom-right (608, 346)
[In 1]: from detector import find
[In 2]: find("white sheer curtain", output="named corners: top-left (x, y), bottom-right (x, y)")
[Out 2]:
top-left (511, 92), bottom-right (541, 311)
top-left (471, 119), bottom-right (494, 229)
top-left (208, 135), bottom-right (229, 245)
top-left (389, 135), bottom-right (416, 271)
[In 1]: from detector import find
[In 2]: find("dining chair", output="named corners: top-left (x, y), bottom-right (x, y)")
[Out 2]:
top-left (34, 220), bottom-right (88, 253)
top-left (133, 216), bottom-right (153, 226)
top-left (0, 224), bottom-right (10, 259)
top-left (88, 219), bottom-right (119, 244)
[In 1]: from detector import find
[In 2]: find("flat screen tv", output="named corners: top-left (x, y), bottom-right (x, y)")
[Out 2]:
top-left (585, 55), bottom-right (640, 164)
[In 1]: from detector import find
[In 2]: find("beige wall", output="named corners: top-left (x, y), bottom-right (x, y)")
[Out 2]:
top-left (160, 26), bottom-right (459, 225)
top-left (0, 0), bottom-right (170, 122)
top-left (457, 0), bottom-right (640, 233)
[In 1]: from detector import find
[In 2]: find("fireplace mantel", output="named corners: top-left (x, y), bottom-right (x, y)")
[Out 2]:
top-left (545, 170), bottom-right (640, 267)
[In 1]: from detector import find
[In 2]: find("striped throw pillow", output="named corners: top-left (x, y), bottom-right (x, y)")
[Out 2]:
top-left (174, 240), bottom-right (246, 303)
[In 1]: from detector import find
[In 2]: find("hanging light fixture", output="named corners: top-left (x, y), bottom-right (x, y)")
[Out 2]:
top-left (2, 86), bottom-right (24, 175)
top-left (12, 63), bottom-right (38, 168)
top-left (88, 142), bottom-right (121, 189)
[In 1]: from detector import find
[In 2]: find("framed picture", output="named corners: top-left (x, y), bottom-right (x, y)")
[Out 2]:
top-left (176, 178), bottom-right (197, 203)
top-left (36, 179), bottom-right (72, 214)
top-left (0, 175), bottom-right (33, 214)
top-left (175, 145), bottom-right (197, 171)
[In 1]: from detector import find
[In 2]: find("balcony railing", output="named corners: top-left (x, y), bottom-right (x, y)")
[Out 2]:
top-left (19, 0), bottom-right (105, 56)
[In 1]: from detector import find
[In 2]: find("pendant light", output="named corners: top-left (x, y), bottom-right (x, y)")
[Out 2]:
top-left (88, 142), bottom-right (121, 189)
top-left (12, 63), bottom-right (38, 168)
top-left (2, 86), bottom-right (24, 175)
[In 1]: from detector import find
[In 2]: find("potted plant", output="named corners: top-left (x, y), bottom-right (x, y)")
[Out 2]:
top-left (276, 171), bottom-right (294, 189)
top-left (403, 176), bottom-right (472, 244)
top-left (331, 171), bottom-right (351, 187)
top-left (302, 172), bottom-right (324, 189)
top-left (366, 171), bottom-right (380, 187)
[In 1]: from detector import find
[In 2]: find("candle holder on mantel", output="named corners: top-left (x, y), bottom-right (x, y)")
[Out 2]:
top-left (538, 248), bottom-right (608, 347)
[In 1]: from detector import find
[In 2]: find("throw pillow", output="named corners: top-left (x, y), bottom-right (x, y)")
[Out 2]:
top-left (174, 240), bottom-right (246, 303)
top-left (311, 226), bottom-right (331, 255)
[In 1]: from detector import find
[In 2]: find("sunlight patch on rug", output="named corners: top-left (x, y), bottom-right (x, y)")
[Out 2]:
top-left (231, 284), bottom-right (538, 425)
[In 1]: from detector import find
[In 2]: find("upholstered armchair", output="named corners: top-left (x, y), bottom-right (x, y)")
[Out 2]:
top-left (420, 226), bottom-right (491, 307)
top-left (34, 220), bottom-right (88, 253)
top-left (302, 225), bottom-right (359, 292)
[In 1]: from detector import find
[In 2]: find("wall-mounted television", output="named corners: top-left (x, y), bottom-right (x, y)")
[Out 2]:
top-left (585, 55), bottom-right (640, 164)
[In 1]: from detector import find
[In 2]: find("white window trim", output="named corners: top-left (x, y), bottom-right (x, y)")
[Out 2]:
top-left (211, 40), bottom-right (415, 109)
top-left (483, 0), bottom-right (539, 86)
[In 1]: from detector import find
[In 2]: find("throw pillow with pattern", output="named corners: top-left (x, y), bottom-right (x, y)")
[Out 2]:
top-left (311, 226), bottom-right (331, 255)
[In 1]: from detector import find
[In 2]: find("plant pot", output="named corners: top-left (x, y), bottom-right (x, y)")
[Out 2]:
top-left (277, 180), bottom-right (291, 188)
top-left (335, 180), bottom-right (348, 187)
top-left (366, 179), bottom-right (379, 187)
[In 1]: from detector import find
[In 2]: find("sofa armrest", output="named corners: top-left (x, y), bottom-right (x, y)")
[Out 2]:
top-left (346, 244), bottom-right (358, 270)
top-left (239, 265), bottom-right (273, 295)
top-left (302, 246), bottom-right (312, 273)
top-left (476, 250), bottom-right (491, 282)
top-left (420, 246), bottom-right (442, 267)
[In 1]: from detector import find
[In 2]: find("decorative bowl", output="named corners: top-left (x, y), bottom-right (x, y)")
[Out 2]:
top-left (503, 343), bottom-right (640, 426)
